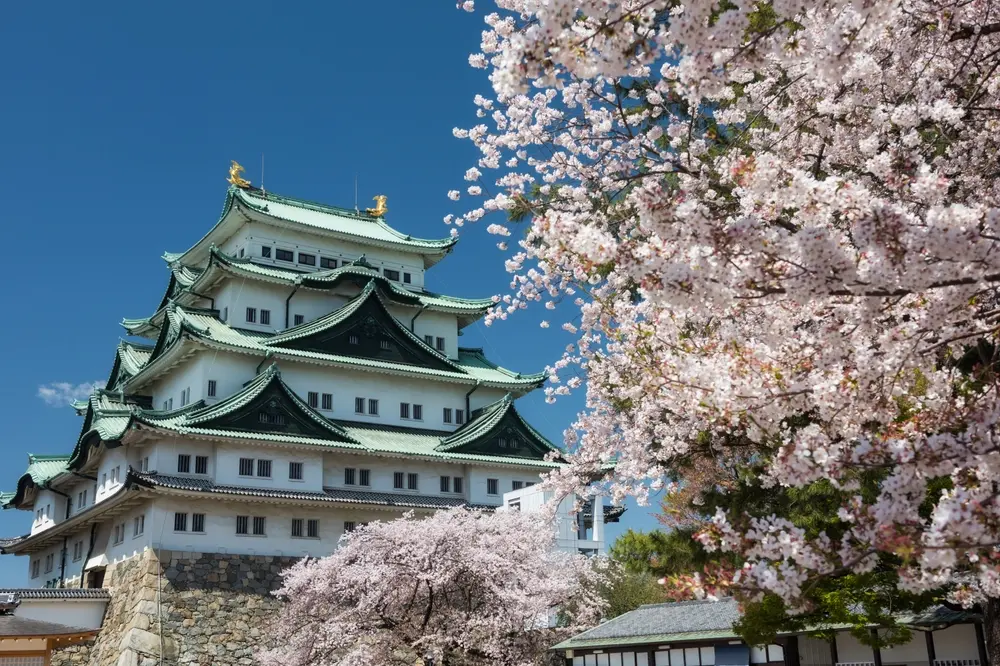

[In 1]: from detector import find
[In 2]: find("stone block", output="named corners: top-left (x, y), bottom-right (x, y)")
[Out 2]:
top-left (116, 649), bottom-right (139, 666)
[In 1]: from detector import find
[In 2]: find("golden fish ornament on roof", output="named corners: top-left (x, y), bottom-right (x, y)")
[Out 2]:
top-left (366, 195), bottom-right (388, 218)
top-left (227, 160), bottom-right (251, 189)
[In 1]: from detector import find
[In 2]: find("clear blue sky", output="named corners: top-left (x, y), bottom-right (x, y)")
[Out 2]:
top-left (0, 1), bottom-right (661, 586)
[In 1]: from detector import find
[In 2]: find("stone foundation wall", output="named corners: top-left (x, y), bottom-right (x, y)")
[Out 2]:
top-left (52, 549), bottom-right (298, 666)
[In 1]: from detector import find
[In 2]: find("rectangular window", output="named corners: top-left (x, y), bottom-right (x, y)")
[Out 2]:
top-left (294, 314), bottom-right (305, 326)
top-left (133, 514), bottom-right (145, 537)
top-left (322, 393), bottom-right (332, 410)
top-left (436, 337), bottom-right (445, 352)
top-left (349, 334), bottom-right (360, 345)
top-left (239, 458), bottom-right (254, 476)
top-left (261, 246), bottom-right (272, 258)
top-left (307, 519), bottom-right (319, 538)
top-left (177, 454), bottom-right (191, 473)
top-left (192, 513), bottom-right (205, 533)
top-left (487, 478), bottom-right (499, 495)
top-left (260, 309), bottom-right (271, 326)
top-left (140, 457), bottom-right (149, 472)
top-left (393, 472), bottom-right (404, 489)
top-left (384, 269), bottom-right (400, 281)
top-left (298, 252), bottom-right (316, 266)
top-left (195, 456), bottom-right (208, 475)
top-left (31, 560), bottom-right (39, 578)
top-left (407, 473), bottom-right (418, 490)
top-left (73, 541), bottom-right (82, 561)
top-left (46, 553), bottom-right (55, 571)
top-left (308, 392), bottom-right (319, 408)
top-left (400, 402), bottom-right (410, 419)
top-left (239, 247), bottom-right (245, 258)
top-left (320, 257), bottom-right (337, 269)
top-left (291, 518), bottom-right (303, 538)
top-left (180, 387), bottom-right (189, 406)
top-left (423, 334), bottom-right (433, 346)
top-left (440, 476), bottom-right (451, 493)
top-left (257, 459), bottom-right (272, 478)
top-left (359, 469), bottom-right (370, 486)
top-left (512, 480), bottom-right (524, 490)
top-left (167, 398), bottom-right (173, 410)
top-left (289, 461), bottom-right (303, 480)
top-left (453, 477), bottom-right (464, 494)
top-left (368, 399), bottom-right (379, 415)
top-left (355, 397), bottom-right (365, 414)
top-left (443, 408), bottom-right (453, 424)
top-left (344, 521), bottom-right (356, 533)
top-left (174, 512), bottom-right (188, 532)
top-left (413, 404), bottom-right (423, 420)
top-left (403, 272), bottom-right (411, 284)
top-left (207, 380), bottom-right (217, 397)
top-left (246, 307), bottom-right (257, 323)
top-left (380, 339), bottom-right (391, 350)
top-left (345, 468), bottom-right (356, 485)
top-left (236, 515), bottom-right (249, 535)
top-left (252, 516), bottom-right (266, 535)
top-left (112, 525), bottom-right (121, 546)
top-left (101, 473), bottom-right (107, 488)
top-left (222, 306), bottom-right (228, 322)
top-left (276, 248), bottom-right (294, 262)
top-left (456, 409), bottom-right (465, 425)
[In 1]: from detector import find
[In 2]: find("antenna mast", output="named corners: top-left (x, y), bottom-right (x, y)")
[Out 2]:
top-left (261, 153), bottom-right (265, 196)
top-left (354, 174), bottom-right (359, 214)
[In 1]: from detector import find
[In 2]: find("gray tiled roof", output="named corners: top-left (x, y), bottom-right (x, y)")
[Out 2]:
top-left (0, 588), bottom-right (110, 600)
top-left (138, 472), bottom-right (496, 511)
top-left (572, 599), bottom-right (740, 641)
top-left (0, 615), bottom-right (97, 637)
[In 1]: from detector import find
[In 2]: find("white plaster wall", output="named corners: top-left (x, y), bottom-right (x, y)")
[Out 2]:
top-left (800, 636), bottom-right (833, 666)
top-left (148, 496), bottom-right (407, 557)
top-left (26, 540), bottom-right (64, 586)
top-left (835, 633), bottom-right (874, 664)
top-left (932, 624), bottom-right (980, 660)
top-left (152, 439), bottom-right (216, 478)
top-left (222, 224), bottom-right (426, 288)
top-left (105, 504), bottom-right (151, 565)
top-left (15, 598), bottom-right (107, 630)
top-left (94, 448), bottom-right (128, 504)
top-left (322, 452), bottom-right (467, 497)
top-left (214, 443), bottom-right (324, 492)
top-left (149, 356), bottom-right (204, 410)
top-left (879, 633), bottom-right (928, 664)
top-left (29, 489), bottom-right (66, 534)
top-left (65, 478), bottom-right (98, 516)
top-left (403, 309), bottom-right (459, 359)
top-left (288, 289), bottom-right (350, 327)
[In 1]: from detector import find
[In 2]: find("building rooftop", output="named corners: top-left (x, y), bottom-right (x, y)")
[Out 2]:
top-left (0, 588), bottom-right (110, 600)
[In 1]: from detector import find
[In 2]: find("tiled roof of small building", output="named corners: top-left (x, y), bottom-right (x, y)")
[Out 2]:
top-left (553, 599), bottom-right (742, 650)
top-left (0, 588), bottom-right (110, 600)
top-left (0, 615), bottom-right (98, 638)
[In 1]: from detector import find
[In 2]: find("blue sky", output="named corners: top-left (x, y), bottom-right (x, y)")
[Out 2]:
top-left (0, 1), bottom-right (661, 586)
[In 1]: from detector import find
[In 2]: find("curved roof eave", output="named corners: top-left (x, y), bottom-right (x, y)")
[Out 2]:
top-left (169, 187), bottom-right (457, 269)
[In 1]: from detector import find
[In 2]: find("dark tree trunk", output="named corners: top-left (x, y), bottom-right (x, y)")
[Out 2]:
top-left (981, 596), bottom-right (1000, 666)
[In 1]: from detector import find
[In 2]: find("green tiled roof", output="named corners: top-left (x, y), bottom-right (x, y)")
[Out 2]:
top-left (121, 302), bottom-right (543, 394)
top-left (72, 382), bottom-right (560, 472)
top-left (438, 394), bottom-right (559, 454)
top-left (0, 492), bottom-right (14, 506)
top-left (3, 455), bottom-right (72, 509)
top-left (168, 186), bottom-right (457, 269)
top-left (106, 340), bottom-right (155, 390)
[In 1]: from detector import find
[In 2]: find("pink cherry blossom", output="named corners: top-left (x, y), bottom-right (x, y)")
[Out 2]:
top-left (450, 0), bottom-right (1000, 609)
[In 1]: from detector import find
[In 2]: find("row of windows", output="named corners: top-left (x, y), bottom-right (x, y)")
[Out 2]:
top-left (256, 245), bottom-right (414, 284)
top-left (422, 335), bottom-right (447, 352)
top-left (174, 512), bottom-right (207, 533)
top-left (245, 307), bottom-right (272, 326)
top-left (177, 454), bottom-right (209, 475)
top-left (173, 512), bottom-right (320, 539)
top-left (30, 554), bottom-right (56, 578)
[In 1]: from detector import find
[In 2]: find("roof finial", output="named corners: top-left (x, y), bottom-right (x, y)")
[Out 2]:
top-left (366, 195), bottom-right (388, 218)
top-left (227, 161), bottom-right (251, 189)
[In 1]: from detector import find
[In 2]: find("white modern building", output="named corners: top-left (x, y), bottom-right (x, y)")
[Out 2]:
top-left (502, 485), bottom-right (612, 556)
top-left (1, 172), bottom-right (618, 588)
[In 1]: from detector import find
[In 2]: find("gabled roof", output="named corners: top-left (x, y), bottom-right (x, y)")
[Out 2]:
top-left (120, 302), bottom-right (544, 394)
top-left (105, 341), bottom-right (154, 390)
top-left (167, 186), bottom-right (457, 269)
top-left (437, 394), bottom-right (562, 459)
top-left (265, 280), bottom-right (464, 373)
top-left (182, 364), bottom-right (357, 443)
top-left (4, 455), bottom-right (71, 509)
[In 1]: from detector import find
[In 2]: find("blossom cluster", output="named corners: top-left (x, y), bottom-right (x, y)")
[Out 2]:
top-left (258, 508), bottom-right (604, 666)
top-left (450, 0), bottom-right (1000, 606)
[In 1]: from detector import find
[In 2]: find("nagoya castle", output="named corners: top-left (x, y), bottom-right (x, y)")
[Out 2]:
top-left (0, 164), bottom-right (612, 666)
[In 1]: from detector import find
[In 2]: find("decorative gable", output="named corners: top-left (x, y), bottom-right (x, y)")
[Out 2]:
top-left (267, 283), bottom-right (457, 372)
top-left (185, 368), bottom-right (354, 442)
top-left (437, 395), bottom-right (561, 461)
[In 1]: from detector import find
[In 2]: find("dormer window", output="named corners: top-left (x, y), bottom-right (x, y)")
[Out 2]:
top-left (435, 337), bottom-right (445, 352)
top-left (258, 411), bottom-right (287, 426)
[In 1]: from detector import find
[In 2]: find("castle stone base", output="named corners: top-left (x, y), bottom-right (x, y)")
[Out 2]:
top-left (52, 549), bottom-right (299, 666)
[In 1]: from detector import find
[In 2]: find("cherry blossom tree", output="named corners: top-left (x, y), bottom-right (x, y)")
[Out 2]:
top-left (449, 0), bottom-right (1000, 650)
top-left (257, 508), bottom-right (604, 666)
